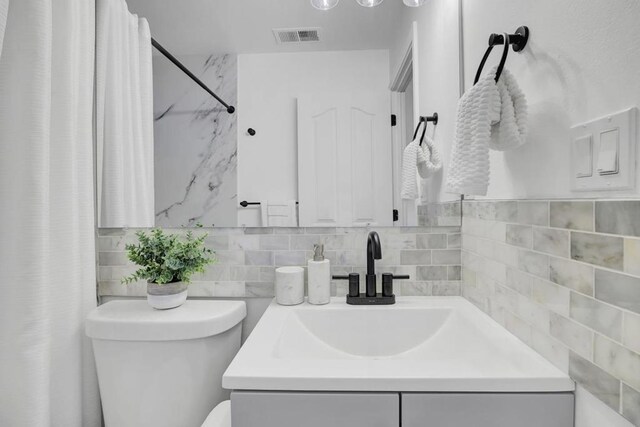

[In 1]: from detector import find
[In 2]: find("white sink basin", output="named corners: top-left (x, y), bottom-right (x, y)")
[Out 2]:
top-left (223, 297), bottom-right (574, 393)
top-left (276, 307), bottom-right (452, 358)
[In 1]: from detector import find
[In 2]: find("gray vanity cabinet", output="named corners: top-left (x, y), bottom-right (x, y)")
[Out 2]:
top-left (402, 393), bottom-right (575, 427)
top-left (230, 391), bottom-right (574, 426)
top-left (230, 391), bottom-right (400, 427)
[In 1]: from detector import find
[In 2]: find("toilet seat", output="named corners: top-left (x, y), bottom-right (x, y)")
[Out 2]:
top-left (202, 400), bottom-right (231, 427)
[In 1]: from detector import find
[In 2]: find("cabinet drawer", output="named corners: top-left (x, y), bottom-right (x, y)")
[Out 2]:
top-left (231, 391), bottom-right (399, 427)
top-left (402, 393), bottom-right (574, 427)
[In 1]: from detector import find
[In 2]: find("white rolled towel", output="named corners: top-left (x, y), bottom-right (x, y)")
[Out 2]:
top-left (446, 69), bottom-right (498, 196)
top-left (402, 134), bottom-right (443, 200)
top-left (260, 200), bottom-right (298, 227)
top-left (446, 66), bottom-right (527, 196)
top-left (490, 68), bottom-right (527, 151)
top-left (417, 135), bottom-right (442, 178)
top-left (401, 139), bottom-right (420, 200)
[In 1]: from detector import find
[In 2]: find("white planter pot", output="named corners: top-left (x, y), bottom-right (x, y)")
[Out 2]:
top-left (147, 281), bottom-right (188, 310)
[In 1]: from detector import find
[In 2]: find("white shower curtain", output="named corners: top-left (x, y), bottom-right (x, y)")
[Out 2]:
top-left (97, 0), bottom-right (155, 228)
top-left (0, 0), bottom-right (8, 58)
top-left (0, 0), bottom-right (100, 426)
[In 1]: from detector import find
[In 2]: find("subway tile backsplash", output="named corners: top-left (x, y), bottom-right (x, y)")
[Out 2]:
top-left (595, 201), bottom-right (640, 237)
top-left (571, 231), bottom-right (624, 270)
top-left (98, 226), bottom-right (462, 299)
top-left (462, 199), bottom-right (640, 425)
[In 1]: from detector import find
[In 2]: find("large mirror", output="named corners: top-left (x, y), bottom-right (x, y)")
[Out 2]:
top-left (97, 0), bottom-right (463, 228)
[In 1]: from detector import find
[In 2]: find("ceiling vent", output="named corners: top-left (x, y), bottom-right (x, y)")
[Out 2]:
top-left (273, 28), bottom-right (322, 44)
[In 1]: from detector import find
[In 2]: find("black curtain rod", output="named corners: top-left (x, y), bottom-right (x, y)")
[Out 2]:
top-left (151, 38), bottom-right (235, 114)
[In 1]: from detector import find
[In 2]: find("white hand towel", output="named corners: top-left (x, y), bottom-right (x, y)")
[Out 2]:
top-left (417, 135), bottom-right (443, 179)
top-left (446, 68), bottom-right (498, 196)
top-left (447, 66), bottom-right (527, 196)
top-left (401, 139), bottom-right (420, 200)
top-left (402, 134), bottom-right (443, 200)
top-left (261, 200), bottom-right (298, 227)
top-left (446, 68), bottom-right (500, 196)
top-left (490, 68), bottom-right (528, 151)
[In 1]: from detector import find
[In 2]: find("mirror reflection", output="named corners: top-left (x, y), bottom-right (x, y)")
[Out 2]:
top-left (97, 0), bottom-right (462, 228)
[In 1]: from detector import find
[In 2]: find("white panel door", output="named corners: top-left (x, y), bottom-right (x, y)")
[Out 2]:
top-left (298, 92), bottom-right (392, 227)
top-left (297, 98), bottom-right (343, 227)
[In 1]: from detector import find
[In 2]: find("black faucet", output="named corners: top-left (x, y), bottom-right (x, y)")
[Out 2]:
top-left (366, 231), bottom-right (382, 297)
top-left (333, 231), bottom-right (410, 305)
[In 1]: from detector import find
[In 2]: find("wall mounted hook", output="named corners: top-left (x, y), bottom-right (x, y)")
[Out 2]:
top-left (420, 113), bottom-right (439, 126)
top-left (475, 26), bottom-right (530, 84)
top-left (488, 26), bottom-right (530, 52)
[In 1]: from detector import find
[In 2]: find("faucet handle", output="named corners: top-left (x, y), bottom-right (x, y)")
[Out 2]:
top-left (332, 273), bottom-right (360, 297)
top-left (382, 273), bottom-right (411, 297)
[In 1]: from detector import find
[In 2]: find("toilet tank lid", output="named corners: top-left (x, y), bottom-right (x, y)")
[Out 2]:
top-left (85, 300), bottom-right (246, 341)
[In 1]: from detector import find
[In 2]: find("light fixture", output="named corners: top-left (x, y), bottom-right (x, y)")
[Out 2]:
top-left (312, 0), bottom-right (424, 10)
top-left (310, 0), bottom-right (340, 10)
top-left (355, 0), bottom-right (384, 7)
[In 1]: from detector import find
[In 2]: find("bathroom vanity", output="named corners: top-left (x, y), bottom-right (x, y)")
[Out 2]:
top-left (223, 297), bottom-right (575, 427)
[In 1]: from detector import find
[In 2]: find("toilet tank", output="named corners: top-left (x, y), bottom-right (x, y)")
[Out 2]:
top-left (86, 300), bottom-right (246, 427)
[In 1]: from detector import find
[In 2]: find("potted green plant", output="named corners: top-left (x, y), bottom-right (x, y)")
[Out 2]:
top-left (122, 229), bottom-right (214, 310)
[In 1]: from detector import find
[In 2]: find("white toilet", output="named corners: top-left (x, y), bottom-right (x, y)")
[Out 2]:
top-left (201, 400), bottom-right (232, 427)
top-left (86, 300), bottom-right (245, 427)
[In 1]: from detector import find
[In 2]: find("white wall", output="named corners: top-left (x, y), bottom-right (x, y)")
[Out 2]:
top-left (236, 50), bottom-right (390, 226)
top-left (462, 0), bottom-right (640, 200)
top-left (389, 0), bottom-right (462, 204)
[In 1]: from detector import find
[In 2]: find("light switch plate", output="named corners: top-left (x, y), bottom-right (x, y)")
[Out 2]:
top-left (596, 129), bottom-right (619, 175)
top-left (571, 107), bottom-right (637, 192)
top-left (573, 135), bottom-right (593, 178)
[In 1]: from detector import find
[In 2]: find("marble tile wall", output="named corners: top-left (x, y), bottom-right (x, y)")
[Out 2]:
top-left (153, 53), bottom-right (238, 227)
top-left (418, 200), bottom-right (462, 227)
top-left (461, 199), bottom-right (640, 425)
top-left (98, 226), bottom-right (462, 299)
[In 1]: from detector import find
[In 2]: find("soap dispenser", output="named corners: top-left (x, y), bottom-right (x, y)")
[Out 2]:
top-left (308, 244), bottom-right (330, 305)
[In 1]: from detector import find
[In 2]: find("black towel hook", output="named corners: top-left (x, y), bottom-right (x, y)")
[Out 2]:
top-left (413, 113), bottom-right (438, 146)
top-left (474, 32), bottom-right (510, 85)
top-left (473, 26), bottom-right (530, 85)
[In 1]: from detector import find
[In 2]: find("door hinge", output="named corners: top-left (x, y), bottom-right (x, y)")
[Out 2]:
top-left (393, 209), bottom-right (399, 222)
top-left (391, 114), bottom-right (397, 127)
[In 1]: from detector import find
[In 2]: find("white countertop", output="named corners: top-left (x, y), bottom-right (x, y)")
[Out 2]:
top-left (223, 297), bottom-right (574, 392)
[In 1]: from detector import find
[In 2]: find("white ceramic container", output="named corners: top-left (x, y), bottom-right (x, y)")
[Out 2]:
top-left (275, 266), bottom-right (304, 305)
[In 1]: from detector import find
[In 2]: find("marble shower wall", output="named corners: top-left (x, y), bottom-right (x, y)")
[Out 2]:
top-left (153, 53), bottom-right (237, 227)
top-left (97, 226), bottom-right (462, 299)
top-left (461, 199), bottom-right (640, 425)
